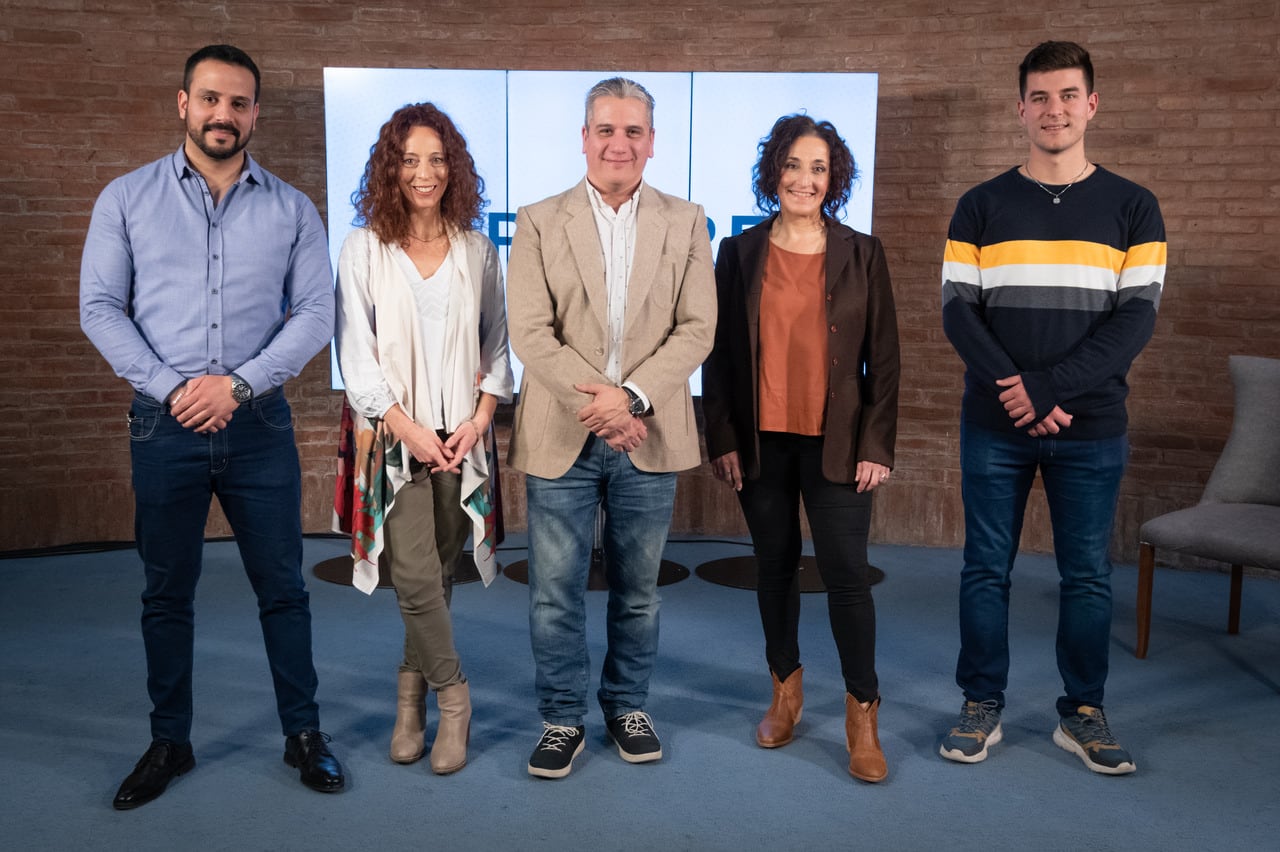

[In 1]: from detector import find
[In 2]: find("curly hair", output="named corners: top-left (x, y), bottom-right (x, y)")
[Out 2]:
top-left (351, 103), bottom-right (486, 245)
top-left (751, 114), bottom-right (858, 222)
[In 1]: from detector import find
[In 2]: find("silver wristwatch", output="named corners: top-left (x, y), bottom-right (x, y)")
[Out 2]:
top-left (230, 374), bottom-right (252, 404)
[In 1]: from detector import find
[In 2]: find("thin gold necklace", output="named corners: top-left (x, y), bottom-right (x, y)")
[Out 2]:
top-left (406, 229), bottom-right (447, 243)
top-left (1025, 162), bottom-right (1090, 204)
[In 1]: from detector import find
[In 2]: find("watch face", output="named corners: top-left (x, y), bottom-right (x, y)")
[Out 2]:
top-left (231, 380), bottom-right (251, 403)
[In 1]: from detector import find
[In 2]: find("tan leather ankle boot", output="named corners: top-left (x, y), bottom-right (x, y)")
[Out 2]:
top-left (756, 666), bottom-right (804, 748)
top-left (430, 679), bottom-right (471, 775)
top-left (845, 694), bottom-right (887, 782)
top-left (390, 670), bottom-right (427, 764)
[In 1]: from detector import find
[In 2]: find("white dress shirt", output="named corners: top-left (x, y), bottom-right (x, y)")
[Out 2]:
top-left (585, 181), bottom-right (651, 411)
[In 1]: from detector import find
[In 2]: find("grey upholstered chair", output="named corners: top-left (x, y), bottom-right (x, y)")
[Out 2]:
top-left (1135, 355), bottom-right (1280, 659)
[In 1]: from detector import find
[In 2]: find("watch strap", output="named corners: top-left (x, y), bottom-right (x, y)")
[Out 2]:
top-left (623, 386), bottom-right (645, 417)
top-left (230, 373), bottom-right (252, 403)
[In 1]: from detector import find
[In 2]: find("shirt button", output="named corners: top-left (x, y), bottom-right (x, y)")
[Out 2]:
top-left (212, 222), bottom-right (219, 228)
top-left (211, 359), bottom-right (219, 365)
top-left (211, 289), bottom-right (219, 294)
top-left (826, 293), bottom-right (832, 301)
top-left (212, 254), bottom-right (220, 260)
top-left (829, 324), bottom-right (837, 333)
top-left (212, 323), bottom-right (218, 329)
top-left (829, 391), bottom-right (836, 398)
top-left (831, 357), bottom-right (839, 366)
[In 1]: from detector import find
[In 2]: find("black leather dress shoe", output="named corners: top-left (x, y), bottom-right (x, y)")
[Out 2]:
top-left (283, 730), bottom-right (345, 793)
top-left (113, 740), bottom-right (196, 810)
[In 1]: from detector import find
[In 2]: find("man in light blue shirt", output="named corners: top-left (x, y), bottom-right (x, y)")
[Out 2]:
top-left (80, 44), bottom-right (344, 809)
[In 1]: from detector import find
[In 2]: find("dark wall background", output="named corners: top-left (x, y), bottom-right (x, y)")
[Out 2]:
top-left (2, 0), bottom-right (1277, 563)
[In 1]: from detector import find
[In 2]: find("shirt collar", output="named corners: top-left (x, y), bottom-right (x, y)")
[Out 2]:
top-left (585, 179), bottom-right (641, 221)
top-left (169, 144), bottom-right (261, 187)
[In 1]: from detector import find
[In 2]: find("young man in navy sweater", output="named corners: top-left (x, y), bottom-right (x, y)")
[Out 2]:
top-left (939, 40), bottom-right (1166, 775)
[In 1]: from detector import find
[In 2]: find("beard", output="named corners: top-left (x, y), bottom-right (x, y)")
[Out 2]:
top-left (187, 119), bottom-right (251, 161)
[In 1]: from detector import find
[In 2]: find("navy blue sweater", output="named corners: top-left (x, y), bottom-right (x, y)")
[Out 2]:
top-left (942, 166), bottom-right (1166, 439)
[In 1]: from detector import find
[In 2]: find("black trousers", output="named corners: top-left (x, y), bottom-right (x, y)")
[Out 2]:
top-left (737, 431), bottom-right (878, 702)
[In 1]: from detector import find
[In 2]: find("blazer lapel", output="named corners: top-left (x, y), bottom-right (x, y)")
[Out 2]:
top-left (564, 182), bottom-right (609, 337)
top-left (740, 216), bottom-right (772, 376)
top-left (824, 223), bottom-right (854, 300)
top-left (738, 216), bottom-right (773, 431)
top-left (624, 183), bottom-right (664, 335)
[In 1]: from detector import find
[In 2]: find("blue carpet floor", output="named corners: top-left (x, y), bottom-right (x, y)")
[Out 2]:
top-left (1, 535), bottom-right (1277, 851)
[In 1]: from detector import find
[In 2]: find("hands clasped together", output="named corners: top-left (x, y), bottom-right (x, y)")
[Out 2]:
top-left (995, 375), bottom-right (1073, 436)
top-left (575, 383), bottom-right (647, 453)
top-left (167, 375), bottom-right (237, 434)
top-left (384, 405), bottom-right (483, 475)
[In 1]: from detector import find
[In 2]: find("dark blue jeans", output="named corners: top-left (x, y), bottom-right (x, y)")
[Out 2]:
top-left (129, 391), bottom-right (320, 743)
top-left (956, 422), bottom-right (1128, 718)
top-left (525, 435), bottom-right (678, 726)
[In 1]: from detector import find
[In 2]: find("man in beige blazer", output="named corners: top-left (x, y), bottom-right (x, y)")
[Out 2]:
top-left (507, 77), bottom-right (715, 779)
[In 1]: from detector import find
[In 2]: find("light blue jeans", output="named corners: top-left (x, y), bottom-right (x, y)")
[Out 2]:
top-left (956, 422), bottom-right (1128, 717)
top-left (525, 435), bottom-right (677, 725)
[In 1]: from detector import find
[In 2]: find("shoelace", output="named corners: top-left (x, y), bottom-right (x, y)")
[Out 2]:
top-left (614, 711), bottom-right (655, 736)
top-left (538, 723), bottom-right (580, 752)
top-left (141, 741), bottom-right (179, 766)
top-left (1074, 711), bottom-right (1121, 747)
top-left (298, 730), bottom-right (334, 754)
top-left (956, 700), bottom-right (1000, 733)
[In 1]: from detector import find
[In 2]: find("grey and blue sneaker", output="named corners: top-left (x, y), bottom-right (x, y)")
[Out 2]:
top-left (939, 699), bottom-right (1003, 763)
top-left (1053, 705), bottom-right (1136, 775)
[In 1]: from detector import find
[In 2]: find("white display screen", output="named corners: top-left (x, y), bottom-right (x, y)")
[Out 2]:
top-left (323, 69), bottom-right (879, 394)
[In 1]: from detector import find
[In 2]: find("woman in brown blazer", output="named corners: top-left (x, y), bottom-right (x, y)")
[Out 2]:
top-left (702, 113), bottom-right (900, 783)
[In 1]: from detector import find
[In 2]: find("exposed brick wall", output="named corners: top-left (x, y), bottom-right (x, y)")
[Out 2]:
top-left (2, 1), bottom-right (1277, 567)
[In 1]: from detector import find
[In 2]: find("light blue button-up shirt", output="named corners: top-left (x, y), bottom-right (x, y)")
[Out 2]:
top-left (80, 146), bottom-right (334, 403)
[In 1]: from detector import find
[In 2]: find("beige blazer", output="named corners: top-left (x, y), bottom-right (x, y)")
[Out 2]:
top-left (507, 179), bottom-right (716, 479)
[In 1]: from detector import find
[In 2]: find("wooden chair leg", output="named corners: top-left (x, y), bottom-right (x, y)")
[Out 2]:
top-left (1228, 564), bottom-right (1243, 635)
top-left (1136, 542), bottom-right (1155, 659)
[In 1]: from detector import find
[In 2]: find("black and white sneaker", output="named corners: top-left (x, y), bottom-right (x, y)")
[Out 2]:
top-left (606, 711), bottom-right (663, 763)
top-left (527, 722), bottom-right (585, 779)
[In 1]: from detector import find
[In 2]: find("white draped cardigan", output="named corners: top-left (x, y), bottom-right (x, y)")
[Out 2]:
top-left (334, 226), bottom-right (513, 594)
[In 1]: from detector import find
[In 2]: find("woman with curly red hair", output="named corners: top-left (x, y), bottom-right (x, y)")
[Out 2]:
top-left (335, 103), bottom-right (512, 775)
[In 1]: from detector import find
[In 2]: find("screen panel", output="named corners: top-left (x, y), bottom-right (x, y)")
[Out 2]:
top-left (323, 69), bottom-right (879, 395)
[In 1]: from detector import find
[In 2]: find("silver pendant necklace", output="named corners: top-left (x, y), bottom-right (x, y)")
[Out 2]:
top-left (1025, 162), bottom-right (1090, 204)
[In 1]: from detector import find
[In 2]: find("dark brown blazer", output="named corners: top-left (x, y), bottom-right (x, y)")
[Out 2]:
top-left (702, 216), bottom-right (899, 484)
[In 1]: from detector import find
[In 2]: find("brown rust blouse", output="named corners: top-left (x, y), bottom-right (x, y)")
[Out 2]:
top-left (758, 243), bottom-right (828, 435)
